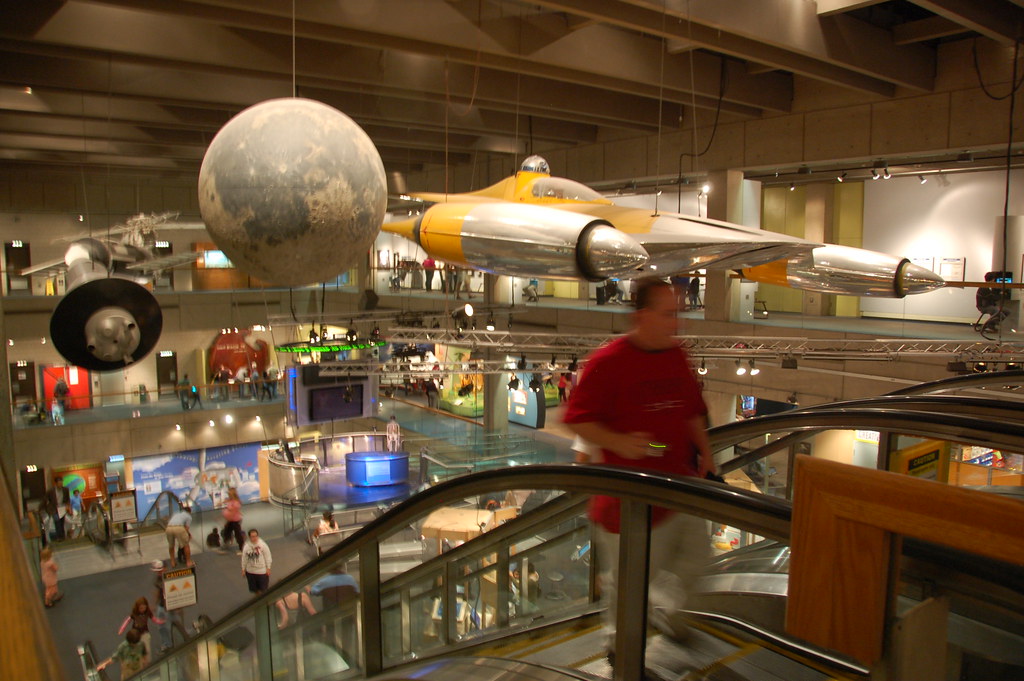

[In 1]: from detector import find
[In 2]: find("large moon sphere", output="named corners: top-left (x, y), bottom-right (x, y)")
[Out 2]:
top-left (198, 98), bottom-right (385, 286)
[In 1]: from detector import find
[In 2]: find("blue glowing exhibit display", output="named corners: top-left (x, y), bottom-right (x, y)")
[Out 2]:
top-left (345, 450), bottom-right (409, 487)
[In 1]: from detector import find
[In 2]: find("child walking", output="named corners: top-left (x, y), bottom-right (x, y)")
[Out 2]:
top-left (40, 546), bottom-right (62, 607)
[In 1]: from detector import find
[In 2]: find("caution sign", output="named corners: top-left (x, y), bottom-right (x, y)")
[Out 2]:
top-left (110, 489), bottom-right (138, 523)
top-left (163, 566), bottom-right (198, 610)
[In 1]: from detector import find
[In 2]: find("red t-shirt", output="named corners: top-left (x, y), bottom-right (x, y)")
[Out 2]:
top-left (563, 336), bottom-right (707, 533)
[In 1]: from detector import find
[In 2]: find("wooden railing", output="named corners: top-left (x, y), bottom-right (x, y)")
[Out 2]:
top-left (0, 466), bottom-right (63, 680)
top-left (787, 455), bottom-right (1024, 668)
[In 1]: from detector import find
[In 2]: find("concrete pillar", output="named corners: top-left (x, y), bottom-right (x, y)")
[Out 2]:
top-left (802, 184), bottom-right (835, 317)
top-left (482, 275), bottom-right (509, 435)
top-left (704, 169), bottom-right (747, 323)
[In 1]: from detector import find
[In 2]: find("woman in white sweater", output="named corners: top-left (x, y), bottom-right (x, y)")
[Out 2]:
top-left (241, 528), bottom-right (273, 595)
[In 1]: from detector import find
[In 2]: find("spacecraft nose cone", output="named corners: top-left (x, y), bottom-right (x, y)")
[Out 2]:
top-left (899, 261), bottom-right (946, 295)
top-left (580, 224), bottom-right (649, 279)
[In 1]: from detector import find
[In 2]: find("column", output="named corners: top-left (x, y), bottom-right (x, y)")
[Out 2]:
top-left (703, 169), bottom-right (748, 323)
top-left (482, 275), bottom-right (509, 436)
top-left (802, 184), bottom-right (835, 316)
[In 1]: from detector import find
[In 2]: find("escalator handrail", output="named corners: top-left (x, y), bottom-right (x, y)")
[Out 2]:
top-left (709, 407), bottom-right (1024, 454)
top-left (716, 394), bottom-right (1024, 473)
top-left (137, 464), bottom-right (792, 677)
top-left (885, 368), bottom-right (1024, 396)
top-left (134, 464), bottom-right (1024, 680)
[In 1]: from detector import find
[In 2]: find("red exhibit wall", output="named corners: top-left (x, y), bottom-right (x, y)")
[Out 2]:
top-left (42, 366), bottom-right (91, 411)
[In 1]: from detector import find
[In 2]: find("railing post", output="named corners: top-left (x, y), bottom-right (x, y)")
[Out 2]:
top-left (253, 603), bottom-right (274, 681)
top-left (613, 499), bottom-right (651, 681)
top-left (359, 540), bottom-right (384, 676)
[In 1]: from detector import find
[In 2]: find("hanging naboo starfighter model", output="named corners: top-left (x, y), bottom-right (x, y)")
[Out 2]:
top-left (22, 212), bottom-right (206, 371)
top-left (383, 156), bottom-right (945, 297)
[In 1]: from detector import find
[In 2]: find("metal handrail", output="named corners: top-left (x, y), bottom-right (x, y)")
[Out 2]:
top-left (130, 465), bottom-right (790, 681)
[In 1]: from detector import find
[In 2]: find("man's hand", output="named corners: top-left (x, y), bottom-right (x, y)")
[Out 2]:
top-left (609, 432), bottom-right (658, 460)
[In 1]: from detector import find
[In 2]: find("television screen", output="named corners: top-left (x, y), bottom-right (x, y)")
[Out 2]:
top-left (309, 384), bottom-right (364, 422)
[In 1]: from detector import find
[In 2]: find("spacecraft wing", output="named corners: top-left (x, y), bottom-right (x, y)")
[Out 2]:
top-left (20, 258), bottom-right (68, 277)
top-left (124, 252), bottom-right (202, 274)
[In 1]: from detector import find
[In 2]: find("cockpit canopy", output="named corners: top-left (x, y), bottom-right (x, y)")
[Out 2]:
top-left (520, 155), bottom-right (550, 174)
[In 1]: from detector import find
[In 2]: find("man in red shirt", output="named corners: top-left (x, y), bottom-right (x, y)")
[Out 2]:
top-left (564, 276), bottom-right (715, 652)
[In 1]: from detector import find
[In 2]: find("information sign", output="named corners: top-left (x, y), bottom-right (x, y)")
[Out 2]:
top-left (163, 566), bottom-right (198, 610)
top-left (109, 489), bottom-right (138, 523)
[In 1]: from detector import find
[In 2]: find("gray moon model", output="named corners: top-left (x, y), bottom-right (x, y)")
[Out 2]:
top-left (198, 98), bottom-right (386, 287)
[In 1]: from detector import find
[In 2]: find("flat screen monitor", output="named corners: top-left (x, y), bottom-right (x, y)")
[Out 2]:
top-left (309, 384), bottom-right (364, 422)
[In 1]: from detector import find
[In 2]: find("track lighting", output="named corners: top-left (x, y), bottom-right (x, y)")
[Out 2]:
top-left (918, 175), bottom-right (927, 184)
top-left (871, 168), bottom-right (880, 180)
top-left (882, 167), bottom-right (891, 180)
top-left (697, 359), bottom-right (707, 375)
top-left (507, 375), bottom-right (520, 391)
top-left (735, 360), bottom-right (747, 376)
top-left (748, 360), bottom-right (760, 376)
top-left (788, 182), bottom-right (795, 191)
top-left (485, 316), bottom-right (495, 331)
top-left (837, 172), bottom-right (847, 183)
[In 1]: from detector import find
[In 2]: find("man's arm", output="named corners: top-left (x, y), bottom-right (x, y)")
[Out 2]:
top-left (686, 415), bottom-right (716, 475)
top-left (566, 421), bottom-right (653, 461)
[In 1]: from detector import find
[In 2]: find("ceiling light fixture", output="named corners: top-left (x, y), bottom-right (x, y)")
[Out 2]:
top-left (837, 172), bottom-right (847, 183)
top-left (883, 167), bottom-right (891, 180)
top-left (918, 175), bottom-right (927, 184)
top-left (735, 360), bottom-right (747, 376)
top-left (701, 183), bottom-right (711, 194)
top-left (517, 354), bottom-right (527, 370)
top-left (568, 356), bottom-right (578, 372)
top-left (748, 360), bottom-right (760, 376)
top-left (788, 182), bottom-right (795, 191)
top-left (485, 316), bottom-right (495, 331)
top-left (871, 168), bottom-right (880, 180)
top-left (507, 375), bottom-right (520, 391)
top-left (697, 359), bottom-right (708, 375)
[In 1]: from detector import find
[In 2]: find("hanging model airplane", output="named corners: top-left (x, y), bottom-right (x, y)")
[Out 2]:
top-left (22, 212), bottom-right (206, 371)
top-left (382, 156), bottom-right (945, 298)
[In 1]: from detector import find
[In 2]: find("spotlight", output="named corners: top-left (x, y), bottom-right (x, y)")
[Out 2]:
top-left (697, 359), bottom-right (707, 375)
top-left (568, 356), bottom-right (578, 372)
top-left (175, 424), bottom-right (181, 431)
top-left (735, 360), bottom-right (747, 376)
top-left (787, 393), bottom-right (799, 405)
top-left (463, 303), bottom-right (474, 317)
top-left (309, 327), bottom-right (319, 343)
top-left (882, 167), bottom-right (891, 180)
top-left (485, 316), bottom-right (495, 331)
top-left (837, 172), bottom-right (847, 183)
top-left (918, 175), bottom-right (927, 184)
top-left (781, 356), bottom-right (798, 369)
top-left (371, 326), bottom-right (381, 340)
top-left (517, 354), bottom-right (527, 370)
top-left (748, 360), bottom-right (760, 376)
top-left (974, 361), bottom-right (990, 373)
top-left (457, 384), bottom-right (473, 397)
top-left (224, 414), bottom-right (233, 424)
top-left (343, 386), bottom-right (354, 402)
top-left (529, 378), bottom-right (542, 392)
top-left (507, 375), bottom-right (520, 391)
top-left (871, 168), bottom-right (880, 180)
top-left (788, 182), bottom-right (795, 191)
top-left (255, 415), bottom-right (261, 422)
top-left (320, 325), bottom-right (328, 340)
top-left (701, 183), bottom-right (711, 194)
top-left (1007, 361), bottom-right (1021, 371)
top-left (209, 420), bottom-right (215, 427)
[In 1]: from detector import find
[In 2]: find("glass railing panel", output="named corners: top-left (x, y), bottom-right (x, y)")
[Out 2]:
top-left (381, 563), bottom-right (446, 665)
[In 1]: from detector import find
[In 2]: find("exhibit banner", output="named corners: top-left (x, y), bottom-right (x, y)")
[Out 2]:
top-left (130, 442), bottom-right (261, 516)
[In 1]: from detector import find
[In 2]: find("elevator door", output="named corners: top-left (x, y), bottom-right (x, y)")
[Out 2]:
top-left (10, 361), bottom-right (36, 407)
top-left (156, 352), bottom-right (178, 398)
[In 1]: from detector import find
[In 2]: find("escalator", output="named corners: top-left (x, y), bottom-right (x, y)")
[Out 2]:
top-left (93, 395), bottom-right (1024, 681)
